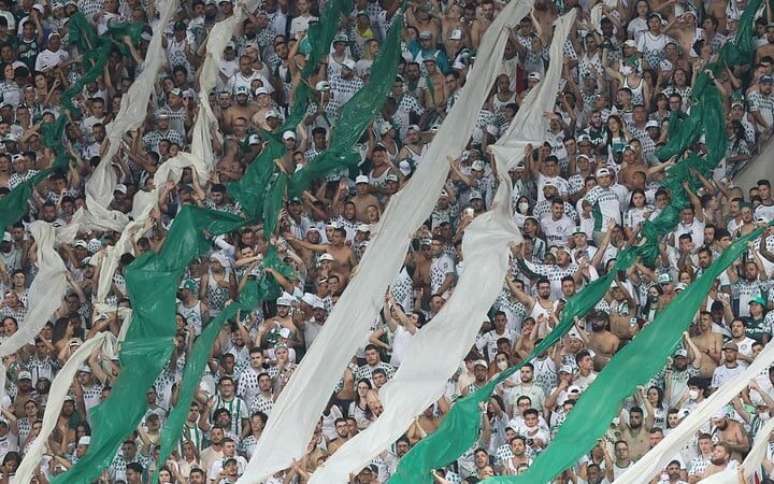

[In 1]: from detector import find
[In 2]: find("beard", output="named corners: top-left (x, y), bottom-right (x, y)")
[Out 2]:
top-left (710, 456), bottom-right (728, 466)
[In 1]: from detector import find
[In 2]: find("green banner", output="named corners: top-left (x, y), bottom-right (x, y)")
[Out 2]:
top-left (485, 225), bottom-right (767, 483)
top-left (152, 247), bottom-right (294, 484)
top-left (287, 12), bottom-right (405, 196)
top-left (51, 207), bottom-right (244, 484)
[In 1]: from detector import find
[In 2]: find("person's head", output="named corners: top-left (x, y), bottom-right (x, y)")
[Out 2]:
top-left (710, 442), bottom-right (731, 466)
top-left (614, 440), bottom-right (629, 461)
top-left (648, 427), bottom-right (664, 448)
top-left (536, 278), bottom-right (551, 299)
top-left (509, 436), bottom-right (526, 456)
top-left (364, 344), bottom-right (381, 365)
top-left (628, 407), bottom-right (644, 429)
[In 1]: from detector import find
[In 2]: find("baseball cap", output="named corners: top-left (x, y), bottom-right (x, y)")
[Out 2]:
top-left (315, 80), bottom-right (331, 91)
top-left (264, 110), bottom-right (280, 119)
top-left (399, 160), bottom-right (411, 176)
top-left (471, 160), bottom-right (485, 171)
top-left (674, 348), bottom-right (688, 358)
top-left (248, 134), bottom-right (261, 145)
top-left (318, 253), bottom-right (335, 262)
top-left (645, 120), bottom-right (660, 129)
top-left (169, 88), bottom-right (182, 97)
top-left (73, 239), bottom-right (88, 248)
top-left (473, 359), bottom-right (488, 369)
top-left (469, 189), bottom-right (483, 200)
top-left (568, 385), bottom-right (581, 394)
top-left (355, 175), bottom-right (370, 184)
top-left (595, 168), bottom-right (611, 177)
top-left (78, 436), bottom-right (91, 446)
top-left (577, 134), bottom-right (592, 144)
top-left (282, 130), bottom-right (296, 141)
top-left (78, 365), bottom-right (91, 373)
top-left (235, 85), bottom-right (249, 96)
top-left (276, 294), bottom-right (294, 306)
top-left (357, 224), bottom-right (371, 233)
top-left (722, 341), bottom-right (738, 351)
top-left (761, 74), bottom-right (773, 84)
top-left (528, 72), bottom-right (542, 81)
top-left (17, 371), bottom-right (32, 381)
top-left (333, 33), bottom-right (349, 44)
top-left (657, 273), bottom-right (672, 285)
top-left (572, 226), bottom-right (585, 235)
top-left (418, 31), bottom-right (432, 40)
top-left (342, 59), bottom-right (356, 70)
top-left (114, 183), bottom-right (128, 194)
top-left (254, 87), bottom-right (270, 97)
top-left (624, 39), bottom-right (637, 48)
top-left (385, 173), bottom-right (399, 183)
top-left (749, 294), bottom-right (767, 307)
top-left (559, 365), bottom-right (573, 374)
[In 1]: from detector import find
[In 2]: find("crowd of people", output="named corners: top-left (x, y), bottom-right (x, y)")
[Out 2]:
top-left (0, 0), bottom-right (772, 482)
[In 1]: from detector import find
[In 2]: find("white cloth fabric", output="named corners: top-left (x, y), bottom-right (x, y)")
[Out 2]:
top-left (12, 333), bottom-right (109, 484)
top-left (0, 222), bottom-right (68, 357)
top-left (56, 0), bottom-right (179, 245)
top-left (238, 6), bottom-right (532, 482)
top-left (616, 339), bottom-right (774, 483)
top-left (94, 2), bottom-right (250, 302)
top-left (306, 9), bottom-right (577, 483)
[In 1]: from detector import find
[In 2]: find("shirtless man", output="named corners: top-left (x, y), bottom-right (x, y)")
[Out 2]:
top-left (422, 58), bottom-right (446, 111)
top-left (352, 175), bottom-right (381, 222)
top-left (690, 311), bottom-right (723, 378)
top-left (587, 311), bottom-right (620, 370)
top-left (286, 227), bottom-right (356, 282)
top-left (471, 0), bottom-right (495, 49)
top-left (250, 87), bottom-right (275, 131)
top-left (223, 86), bottom-right (258, 132)
top-left (710, 414), bottom-right (749, 463)
top-left (506, 277), bottom-right (556, 338)
top-left (406, 405), bottom-right (441, 444)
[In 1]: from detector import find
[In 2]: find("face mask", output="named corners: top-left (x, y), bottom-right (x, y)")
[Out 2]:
top-left (518, 202), bottom-right (529, 213)
top-left (688, 389), bottom-right (699, 400)
top-left (497, 360), bottom-right (508, 371)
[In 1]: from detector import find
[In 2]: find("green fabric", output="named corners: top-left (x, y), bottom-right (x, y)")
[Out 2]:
top-left (290, 0), bottom-right (354, 118)
top-left (0, 170), bottom-right (49, 229)
top-left (227, 141), bottom-right (286, 222)
top-left (0, 13), bottom-right (141, 230)
top-left (51, 206), bottom-right (244, 484)
top-left (287, 13), bottom-right (405, 197)
top-left (484, 225), bottom-right (768, 484)
top-left (152, 248), bottom-right (293, 484)
top-left (391, 2), bottom-right (762, 480)
top-left (230, 12), bottom-right (404, 230)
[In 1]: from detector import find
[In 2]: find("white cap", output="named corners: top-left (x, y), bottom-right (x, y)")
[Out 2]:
top-left (399, 160), bottom-right (411, 176)
top-left (276, 294), bottom-right (294, 306)
top-left (471, 160), bottom-right (485, 171)
top-left (595, 168), bottom-right (611, 177)
top-left (315, 80), bottom-right (331, 91)
top-left (469, 189), bottom-right (483, 200)
top-left (78, 436), bottom-right (91, 446)
top-left (645, 120), bottom-right (660, 129)
top-left (312, 297), bottom-right (326, 310)
top-left (342, 59), bottom-right (356, 70)
top-left (282, 130), bottom-right (296, 141)
top-left (114, 183), bottom-right (128, 194)
top-left (355, 175), bottom-right (370, 184)
top-left (17, 371), bottom-right (32, 380)
top-left (559, 365), bottom-right (573, 374)
top-left (255, 87), bottom-right (270, 97)
top-left (318, 253), bottom-right (335, 262)
top-left (528, 72), bottom-right (542, 81)
top-left (301, 293), bottom-right (317, 306)
top-left (264, 109), bottom-right (280, 119)
top-left (473, 359), bottom-right (488, 369)
top-left (357, 224), bottom-right (371, 233)
top-left (248, 134), bottom-right (261, 145)
top-left (567, 385), bottom-right (582, 394)
top-left (2, 232), bottom-right (11, 242)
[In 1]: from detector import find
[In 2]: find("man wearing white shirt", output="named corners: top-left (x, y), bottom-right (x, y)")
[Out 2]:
top-left (711, 341), bottom-right (746, 389)
top-left (34, 32), bottom-right (69, 72)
